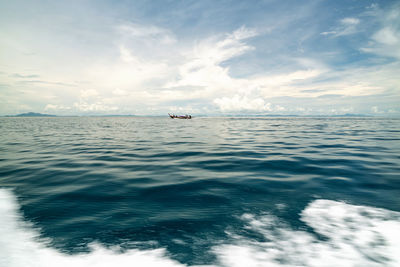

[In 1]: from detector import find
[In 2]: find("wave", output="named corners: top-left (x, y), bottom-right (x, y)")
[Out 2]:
top-left (1, 188), bottom-right (399, 267)
top-left (216, 200), bottom-right (400, 267)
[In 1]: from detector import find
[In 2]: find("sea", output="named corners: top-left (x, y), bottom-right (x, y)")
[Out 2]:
top-left (1, 116), bottom-right (400, 267)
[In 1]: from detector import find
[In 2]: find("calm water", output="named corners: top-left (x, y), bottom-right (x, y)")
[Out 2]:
top-left (1, 117), bottom-right (400, 266)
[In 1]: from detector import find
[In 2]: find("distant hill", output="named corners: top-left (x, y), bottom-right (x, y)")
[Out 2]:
top-left (9, 112), bottom-right (56, 117)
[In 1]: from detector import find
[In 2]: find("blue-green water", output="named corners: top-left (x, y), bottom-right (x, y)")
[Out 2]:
top-left (1, 117), bottom-right (400, 266)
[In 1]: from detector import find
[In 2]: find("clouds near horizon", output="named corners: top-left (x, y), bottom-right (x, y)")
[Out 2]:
top-left (0, 0), bottom-right (399, 115)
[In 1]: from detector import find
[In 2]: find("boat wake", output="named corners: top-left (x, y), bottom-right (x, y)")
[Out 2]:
top-left (216, 200), bottom-right (400, 266)
top-left (1, 188), bottom-right (399, 267)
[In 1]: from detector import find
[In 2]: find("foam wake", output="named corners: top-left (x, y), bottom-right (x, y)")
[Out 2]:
top-left (1, 188), bottom-right (399, 267)
top-left (215, 200), bottom-right (400, 267)
top-left (0, 189), bottom-right (190, 267)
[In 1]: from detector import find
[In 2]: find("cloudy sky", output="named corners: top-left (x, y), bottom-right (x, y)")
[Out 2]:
top-left (0, 0), bottom-right (399, 115)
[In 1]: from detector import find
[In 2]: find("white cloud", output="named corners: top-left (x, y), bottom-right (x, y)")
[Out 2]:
top-left (373, 27), bottom-right (398, 45)
top-left (44, 104), bottom-right (71, 111)
top-left (112, 88), bottom-right (128, 96)
top-left (230, 26), bottom-right (258, 40)
top-left (119, 46), bottom-right (137, 63)
top-left (214, 95), bottom-right (272, 112)
top-left (154, 26), bottom-right (391, 113)
top-left (363, 26), bottom-right (400, 59)
top-left (340, 17), bottom-right (360, 25)
top-left (321, 17), bottom-right (360, 37)
top-left (275, 105), bottom-right (286, 111)
top-left (73, 101), bottom-right (118, 112)
top-left (337, 17), bottom-right (360, 36)
top-left (185, 26), bottom-right (257, 67)
top-left (117, 23), bottom-right (176, 44)
top-left (2, 16), bottom-right (398, 116)
top-left (371, 106), bottom-right (383, 114)
top-left (360, 4), bottom-right (400, 59)
top-left (84, 53), bottom-right (170, 93)
top-left (321, 31), bottom-right (337, 36)
top-left (80, 89), bottom-right (99, 98)
top-left (161, 26), bottom-right (258, 101)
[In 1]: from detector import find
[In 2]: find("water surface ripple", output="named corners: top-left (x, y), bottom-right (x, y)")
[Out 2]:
top-left (1, 117), bottom-right (399, 266)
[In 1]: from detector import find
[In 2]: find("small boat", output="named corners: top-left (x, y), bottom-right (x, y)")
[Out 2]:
top-left (168, 113), bottom-right (192, 119)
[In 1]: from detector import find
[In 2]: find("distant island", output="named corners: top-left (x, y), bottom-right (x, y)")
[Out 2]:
top-left (6, 112), bottom-right (56, 117)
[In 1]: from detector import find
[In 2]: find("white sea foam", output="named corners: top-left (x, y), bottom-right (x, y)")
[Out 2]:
top-left (0, 189), bottom-right (187, 267)
top-left (1, 188), bottom-right (400, 267)
top-left (215, 200), bottom-right (400, 267)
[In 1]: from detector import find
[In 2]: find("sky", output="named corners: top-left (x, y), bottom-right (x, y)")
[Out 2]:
top-left (0, 0), bottom-right (399, 116)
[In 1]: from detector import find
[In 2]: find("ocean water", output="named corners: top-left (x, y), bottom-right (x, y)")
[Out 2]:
top-left (1, 117), bottom-right (400, 267)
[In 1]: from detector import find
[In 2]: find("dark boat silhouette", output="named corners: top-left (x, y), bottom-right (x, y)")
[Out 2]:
top-left (168, 113), bottom-right (192, 119)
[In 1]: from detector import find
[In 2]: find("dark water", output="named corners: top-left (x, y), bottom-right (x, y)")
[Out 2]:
top-left (1, 117), bottom-right (400, 266)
